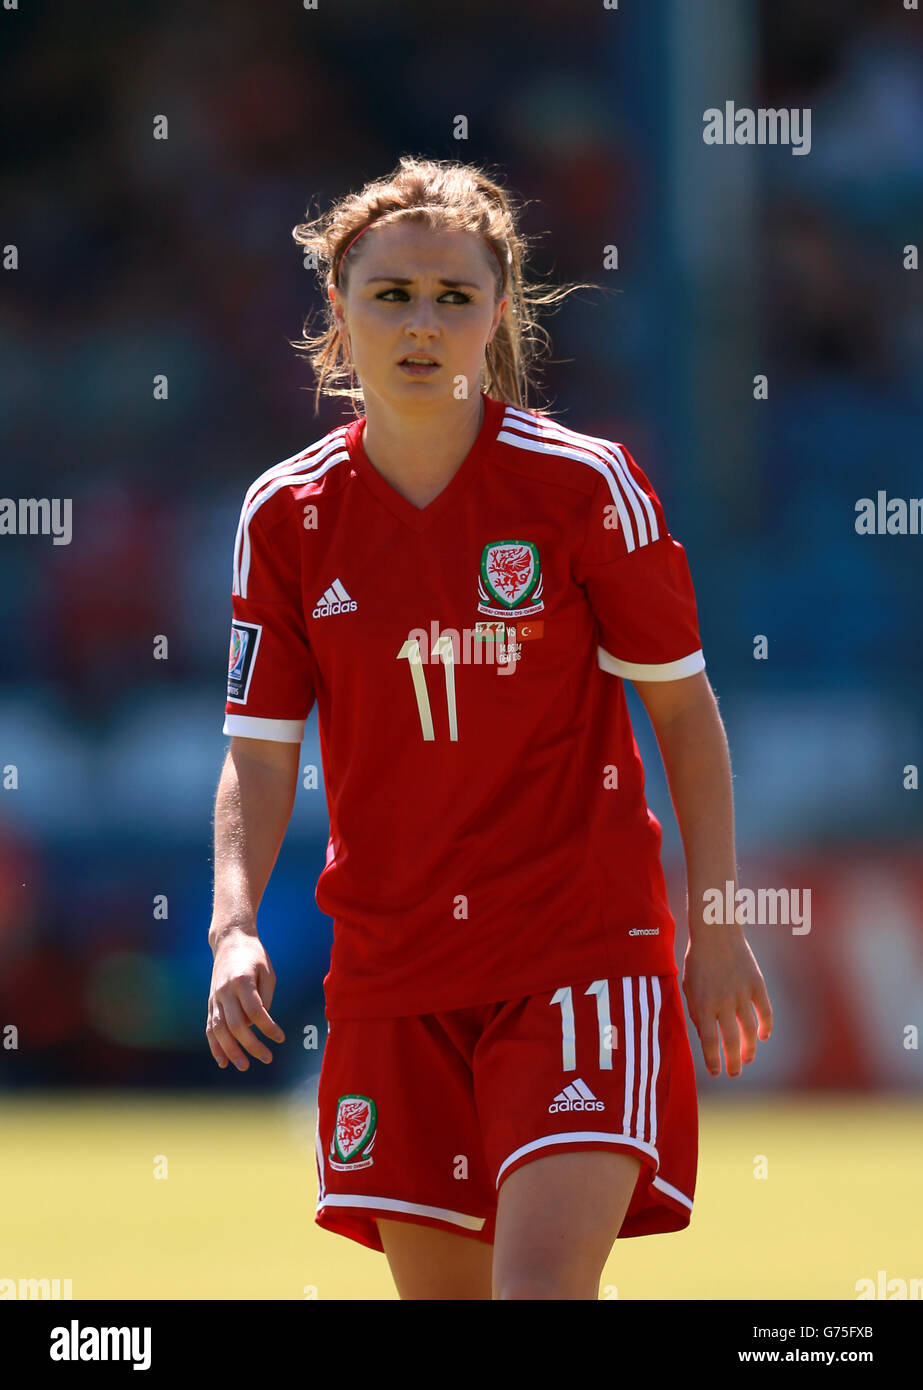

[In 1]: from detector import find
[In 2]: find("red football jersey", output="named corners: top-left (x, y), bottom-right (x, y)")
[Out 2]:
top-left (223, 392), bottom-right (705, 1020)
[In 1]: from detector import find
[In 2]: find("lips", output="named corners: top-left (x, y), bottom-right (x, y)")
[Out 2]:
top-left (398, 354), bottom-right (441, 365)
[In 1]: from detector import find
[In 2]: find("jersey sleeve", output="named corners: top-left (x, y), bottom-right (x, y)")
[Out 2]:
top-left (574, 443), bottom-right (706, 682)
top-left (222, 487), bottom-right (316, 743)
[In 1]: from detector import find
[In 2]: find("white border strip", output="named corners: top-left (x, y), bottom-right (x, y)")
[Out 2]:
top-left (241, 425), bottom-right (350, 516)
top-left (636, 977), bottom-right (650, 1139)
top-left (315, 1108), bottom-right (327, 1204)
top-left (498, 410), bottom-right (660, 551)
top-left (497, 429), bottom-right (640, 552)
top-left (622, 978), bottom-right (636, 1133)
top-left (598, 647), bottom-right (705, 681)
top-left (222, 713), bottom-right (306, 743)
top-left (236, 449), bottom-right (349, 599)
top-left (649, 978), bottom-right (662, 1149)
top-left (316, 1193), bottom-right (486, 1231)
top-left (232, 429), bottom-right (350, 598)
top-left (495, 1130), bottom-right (659, 1187)
top-left (504, 414), bottom-right (659, 543)
top-left (651, 1175), bottom-right (693, 1211)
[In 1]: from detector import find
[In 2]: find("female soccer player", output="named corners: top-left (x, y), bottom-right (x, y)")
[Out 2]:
top-left (207, 155), bottom-right (773, 1301)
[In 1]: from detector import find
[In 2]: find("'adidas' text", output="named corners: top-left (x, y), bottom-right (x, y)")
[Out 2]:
top-left (313, 578), bottom-right (357, 618)
top-left (549, 1078), bottom-right (605, 1114)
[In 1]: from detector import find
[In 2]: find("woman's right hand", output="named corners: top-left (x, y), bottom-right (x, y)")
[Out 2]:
top-left (206, 929), bottom-right (286, 1070)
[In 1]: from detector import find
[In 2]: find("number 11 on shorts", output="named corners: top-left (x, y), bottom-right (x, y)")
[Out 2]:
top-left (550, 981), bottom-right (616, 1071)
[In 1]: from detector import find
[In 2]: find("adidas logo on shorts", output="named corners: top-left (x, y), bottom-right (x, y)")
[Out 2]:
top-left (548, 1077), bottom-right (605, 1113)
top-left (313, 578), bottom-right (357, 618)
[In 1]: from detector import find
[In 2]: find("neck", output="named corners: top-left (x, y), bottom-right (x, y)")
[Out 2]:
top-left (360, 392), bottom-right (485, 508)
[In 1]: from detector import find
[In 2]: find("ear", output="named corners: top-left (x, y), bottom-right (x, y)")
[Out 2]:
top-left (328, 284), bottom-right (348, 336)
top-left (487, 294), bottom-right (509, 344)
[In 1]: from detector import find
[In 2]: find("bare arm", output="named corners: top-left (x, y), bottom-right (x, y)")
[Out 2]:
top-left (632, 672), bottom-right (773, 1077)
top-left (632, 672), bottom-right (737, 931)
top-left (206, 736), bottom-right (300, 1070)
top-left (208, 736), bottom-right (301, 949)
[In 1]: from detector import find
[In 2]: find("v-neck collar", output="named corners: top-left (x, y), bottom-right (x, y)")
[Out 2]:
top-left (346, 392), bottom-right (506, 533)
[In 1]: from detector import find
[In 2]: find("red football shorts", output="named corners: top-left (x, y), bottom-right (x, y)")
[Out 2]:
top-left (314, 973), bottom-right (697, 1252)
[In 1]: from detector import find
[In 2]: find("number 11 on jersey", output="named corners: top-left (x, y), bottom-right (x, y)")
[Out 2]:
top-left (397, 634), bottom-right (458, 741)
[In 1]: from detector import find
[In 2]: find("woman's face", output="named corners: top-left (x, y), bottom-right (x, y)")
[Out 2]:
top-left (328, 220), bottom-right (508, 413)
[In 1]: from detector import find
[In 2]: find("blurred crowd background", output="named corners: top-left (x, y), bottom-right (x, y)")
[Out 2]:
top-left (0, 0), bottom-right (920, 1091)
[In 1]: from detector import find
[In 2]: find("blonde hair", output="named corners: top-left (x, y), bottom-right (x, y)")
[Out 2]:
top-left (290, 155), bottom-right (599, 418)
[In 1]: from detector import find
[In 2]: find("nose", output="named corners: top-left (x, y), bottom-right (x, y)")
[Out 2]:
top-left (404, 295), bottom-right (440, 338)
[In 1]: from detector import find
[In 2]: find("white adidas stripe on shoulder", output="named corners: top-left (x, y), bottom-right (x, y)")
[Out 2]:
top-left (233, 427), bottom-right (350, 599)
top-left (497, 405), bottom-right (659, 554)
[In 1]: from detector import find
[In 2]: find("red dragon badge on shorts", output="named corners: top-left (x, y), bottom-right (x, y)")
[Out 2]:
top-left (329, 1094), bottom-right (377, 1171)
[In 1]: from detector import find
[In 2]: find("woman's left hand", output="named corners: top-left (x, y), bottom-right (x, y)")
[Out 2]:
top-left (681, 929), bottom-right (773, 1077)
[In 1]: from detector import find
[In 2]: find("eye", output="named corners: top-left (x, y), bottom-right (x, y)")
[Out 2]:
top-left (375, 288), bottom-right (472, 304)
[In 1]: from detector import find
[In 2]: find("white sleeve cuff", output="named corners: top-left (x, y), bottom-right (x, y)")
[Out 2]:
top-left (597, 646), bottom-right (706, 681)
top-left (223, 713), bottom-right (306, 743)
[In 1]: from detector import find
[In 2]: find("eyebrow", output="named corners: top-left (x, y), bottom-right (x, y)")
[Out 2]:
top-left (363, 276), bottom-right (482, 290)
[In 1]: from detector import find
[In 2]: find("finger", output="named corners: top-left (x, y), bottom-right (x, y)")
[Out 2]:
top-left (753, 979), bottom-right (774, 1040)
top-left (210, 1001), bottom-right (252, 1070)
top-left (255, 960), bottom-right (279, 1017)
top-left (717, 1007), bottom-right (743, 1077)
top-left (205, 1018), bottom-right (229, 1068)
top-left (737, 998), bottom-right (759, 1065)
top-left (238, 981), bottom-right (285, 1045)
top-left (222, 994), bottom-right (272, 1064)
top-left (205, 998), bottom-right (232, 1067)
top-left (696, 1013), bottom-right (722, 1076)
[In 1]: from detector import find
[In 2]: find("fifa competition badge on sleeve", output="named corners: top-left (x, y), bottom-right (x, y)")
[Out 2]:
top-left (226, 620), bottom-right (262, 703)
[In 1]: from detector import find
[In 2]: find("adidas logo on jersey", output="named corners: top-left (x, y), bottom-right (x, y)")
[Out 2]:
top-left (313, 578), bottom-right (357, 618)
top-left (548, 1078), bottom-right (605, 1113)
